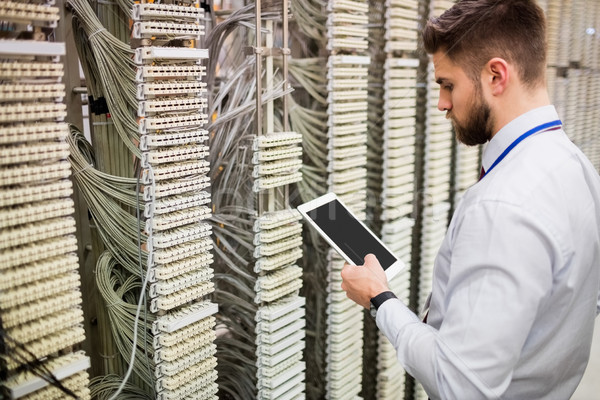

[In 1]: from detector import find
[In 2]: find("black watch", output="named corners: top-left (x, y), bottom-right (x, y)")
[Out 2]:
top-left (369, 291), bottom-right (397, 319)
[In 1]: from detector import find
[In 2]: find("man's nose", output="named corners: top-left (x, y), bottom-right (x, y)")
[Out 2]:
top-left (437, 93), bottom-right (452, 112)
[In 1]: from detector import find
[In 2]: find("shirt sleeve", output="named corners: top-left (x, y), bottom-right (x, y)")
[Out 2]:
top-left (376, 201), bottom-right (557, 399)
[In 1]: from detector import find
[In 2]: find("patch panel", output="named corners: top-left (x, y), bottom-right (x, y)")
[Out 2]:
top-left (256, 319), bottom-right (305, 347)
top-left (257, 352), bottom-right (303, 381)
top-left (20, 371), bottom-right (90, 400)
top-left (0, 271), bottom-right (80, 309)
top-left (0, 142), bottom-right (70, 165)
top-left (328, 133), bottom-right (367, 148)
top-left (0, 235), bottom-right (78, 270)
top-left (327, 168), bottom-right (366, 184)
top-left (140, 113), bottom-right (209, 133)
top-left (327, 156), bottom-right (367, 172)
top-left (140, 129), bottom-right (209, 150)
top-left (4, 326), bottom-right (86, 371)
top-left (7, 308), bottom-right (84, 344)
top-left (327, 12), bottom-right (368, 25)
top-left (143, 160), bottom-right (210, 183)
top-left (0, 103), bottom-right (66, 123)
top-left (258, 371), bottom-right (305, 400)
top-left (137, 81), bottom-right (207, 99)
top-left (254, 247), bottom-right (303, 273)
top-left (147, 205), bottom-right (211, 232)
top-left (254, 209), bottom-right (301, 231)
top-left (0, 122), bottom-right (68, 145)
top-left (256, 308), bottom-right (305, 335)
top-left (0, 83), bottom-right (65, 101)
top-left (0, 253), bottom-right (78, 290)
top-left (0, 62), bottom-right (64, 79)
top-left (253, 158), bottom-right (302, 177)
top-left (0, 198), bottom-right (74, 229)
top-left (136, 64), bottom-right (206, 82)
top-left (152, 300), bottom-right (218, 335)
top-left (151, 281), bottom-right (214, 312)
top-left (254, 235), bottom-right (303, 258)
top-left (146, 175), bottom-right (210, 199)
top-left (158, 256), bottom-right (218, 285)
top-left (253, 132), bottom-right (302, 149)
top-left (329, 122), bottom-right (367, 136)
top-left (154, 315), bottom-right (215, 350)
top-left (149, 191), bottom-right (211, 216)
top-left (0, 217), bottom-right (76, 250)
top-left (3, 351), bottom-right (90, 399)
top-left (133, 21), bottom-right (204, 39)
top-left (150, 268), bottom-right (214, 297)
top-left (0, 160), bottom-right (71, 186)
top-left (252, 146), bottom-right (303, 163)
top-left (150, 222), bottom-right (212, 249)
top-left (257, 341), bottom-right (306, 369)
top-left (257, 330), bottom-right (305, 357)
top-left (253, 172), bottom-right (303, 192)
top-left (151, 237), bottom-right (213, 265)
top-left (156, 339), bottom-right (216, 367)
top-left (157, 374), bottom-right (218, 400)
top-left (0, 1), bottom-right (60, 27)
top-left (257, 277), bottom-right (303, 306)
top-left (156, 357), bottom-right (217, 391)
top-left (132, 2), bottom-right (203, 21)
top-left (254, 223), bottom-right (302, 245)
top-left (329, 111), bottom-right (368, 125)
top-left (328, 101), bottom-right (368, 114)
top-left (255, 265), bottom-right (303, 292)
top-left (328, 0), bottom-right (368, 13)
top-left (139, 97), bottom-right (206, 117)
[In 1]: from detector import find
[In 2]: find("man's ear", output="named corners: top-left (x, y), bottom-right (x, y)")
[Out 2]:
top-left (483, 57), bottom-right (510, 96)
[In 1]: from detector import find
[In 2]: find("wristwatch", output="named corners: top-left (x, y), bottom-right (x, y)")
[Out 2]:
top-left (369, 291), bottom-right (397, 319)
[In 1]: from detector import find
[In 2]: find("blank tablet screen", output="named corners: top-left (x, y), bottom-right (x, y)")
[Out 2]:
top-left (307, 199), bottom-right (397, 269)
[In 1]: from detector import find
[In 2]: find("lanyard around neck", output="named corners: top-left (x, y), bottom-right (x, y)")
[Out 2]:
top-left (481, 119), bottom-right (562, 179)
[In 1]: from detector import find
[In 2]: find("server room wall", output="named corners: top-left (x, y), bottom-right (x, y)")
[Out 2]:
top-left (1, 0), bottom-right (598, 399)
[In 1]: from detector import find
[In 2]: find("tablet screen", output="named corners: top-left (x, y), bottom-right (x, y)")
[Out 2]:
top-left (307, 199), bottom-right (398, 269)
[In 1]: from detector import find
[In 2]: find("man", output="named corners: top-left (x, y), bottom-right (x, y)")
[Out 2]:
top-left (341, 0), bottom-right (600, 399)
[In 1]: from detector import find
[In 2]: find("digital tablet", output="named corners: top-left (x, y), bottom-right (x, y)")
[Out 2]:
top-left (297, 192), bottom-right (405, 280)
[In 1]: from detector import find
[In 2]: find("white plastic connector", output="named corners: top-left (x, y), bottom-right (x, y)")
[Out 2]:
top-left (132, 21), bottom-right (204, 39)
top-left (135, 47), bottom-right (209, 64)
top-left (136, 64), bottom-right (206, 82)
top-left (254, 247), bottom-right (303, 273)
top-left (151, 237), bottom-right (213, 266)
top-left (148, 191), bottom-right (211, 216)
top-left (140, 129), bottom-right (209, 150)
top-left (139, 97), bottom-right (206, 117)
top-left (137, 81), bottom-right (207, 100)
top-left (132, 3), bottom-right (203, 21)
top-left (153, 300), bottom-right (218, 334)
top-left (253, 222), bottom-right (302, 245)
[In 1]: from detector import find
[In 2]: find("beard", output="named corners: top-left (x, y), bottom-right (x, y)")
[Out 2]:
top-left (450, 92), bottom-right (494, 146)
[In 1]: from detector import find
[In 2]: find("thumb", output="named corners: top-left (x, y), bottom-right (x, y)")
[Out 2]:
top-left (363, 253), bottom-right (388, 285)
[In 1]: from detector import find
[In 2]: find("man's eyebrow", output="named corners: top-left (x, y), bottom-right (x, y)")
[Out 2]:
top-left (435, 77), bottom-right (449, 85)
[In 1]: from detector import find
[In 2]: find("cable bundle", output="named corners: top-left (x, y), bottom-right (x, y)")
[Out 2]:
top-left (0, 2), bottom-right (90, 398)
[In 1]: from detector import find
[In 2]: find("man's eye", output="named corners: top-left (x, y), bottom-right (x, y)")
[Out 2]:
top-left (444, 84), bottom-right (453, 91)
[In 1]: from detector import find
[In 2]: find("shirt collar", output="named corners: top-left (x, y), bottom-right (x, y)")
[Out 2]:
top-left (481, 105), bottom-right (560, 172)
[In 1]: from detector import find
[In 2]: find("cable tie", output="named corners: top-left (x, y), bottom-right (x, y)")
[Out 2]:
top-left (71, 163), bottom-right (93, 178)
top-left (88, 28), bottom-right (107, 41)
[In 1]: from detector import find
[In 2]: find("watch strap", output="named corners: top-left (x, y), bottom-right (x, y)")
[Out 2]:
top-left (370, 291), bottom-right (397, 310)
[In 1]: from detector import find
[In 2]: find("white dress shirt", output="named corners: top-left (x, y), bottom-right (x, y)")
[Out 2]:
top-left (377, 105), bottom-right (600, 399)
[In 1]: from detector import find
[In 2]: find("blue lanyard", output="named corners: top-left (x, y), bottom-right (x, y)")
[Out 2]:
top-left (482, 119), bottom-right (562, 178)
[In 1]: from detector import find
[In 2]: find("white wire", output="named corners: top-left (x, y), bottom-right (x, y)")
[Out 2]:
top-left (107, 164), bottom-right (155, 400)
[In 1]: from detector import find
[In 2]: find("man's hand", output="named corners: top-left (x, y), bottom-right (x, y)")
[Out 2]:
top-left (341, 254), bottom-right (390, 309)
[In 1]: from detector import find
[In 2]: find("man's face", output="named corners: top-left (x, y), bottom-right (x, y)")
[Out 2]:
top-left (432, 51), bottom-right (494, 146)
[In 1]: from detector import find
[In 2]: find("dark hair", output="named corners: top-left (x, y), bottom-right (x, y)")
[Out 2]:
top-left (422, 0), bottom-right (547, 88)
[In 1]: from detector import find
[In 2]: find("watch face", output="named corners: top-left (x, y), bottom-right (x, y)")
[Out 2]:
top-left (370, 303), bottom-right (377, 319)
